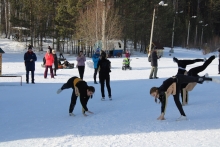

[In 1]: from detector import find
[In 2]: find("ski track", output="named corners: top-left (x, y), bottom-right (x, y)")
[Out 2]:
top-left (0, 39), bottom-right (220, 147)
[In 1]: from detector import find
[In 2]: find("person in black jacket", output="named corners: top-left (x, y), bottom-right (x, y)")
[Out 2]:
top-left (97, 51), bottom-right (112, 101)
top-left (57, 76), bottom-right (95, 116)
top-left (24, 47), bottom-right (37, 84)
top-left (173, 55), bottom-right (215, 105)
top-left (149, 47), bottom-right (161, 79)
top-left (52, 49), bottom-right (58, 76)
top-left (150, 74), bottom-right (212, 121)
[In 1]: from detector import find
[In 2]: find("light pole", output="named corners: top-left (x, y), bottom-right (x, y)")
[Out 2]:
top-left (148, 1), bottom-right (168, 55)
top-left (186, 15), bottom-right (196, 49)
top-left (170, 10), bottom-right (183, 53)
top-left (100, 0), bottom-right (106, 51)
top-left (200, 24), bottom-right (208, 48)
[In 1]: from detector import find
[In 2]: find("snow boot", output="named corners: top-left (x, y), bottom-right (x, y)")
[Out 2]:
top-left (69, 113), bottom-right (75, 116)
top-left (176, 115), bottom-right (187, 121)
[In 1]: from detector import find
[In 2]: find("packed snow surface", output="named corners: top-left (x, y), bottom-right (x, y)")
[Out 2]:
top-left (0, 38), bottom-right (220, 147)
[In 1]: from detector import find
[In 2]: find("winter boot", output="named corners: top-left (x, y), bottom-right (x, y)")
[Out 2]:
top-left (176, 115), bottom-right (187, 121)
top-left (69, 113), bottom-right (75, 116)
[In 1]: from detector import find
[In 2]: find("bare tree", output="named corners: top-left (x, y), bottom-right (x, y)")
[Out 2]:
top-left (105, 8), bottom-right (123, 43)
top-left (75, 0), bottom-right (123, 50)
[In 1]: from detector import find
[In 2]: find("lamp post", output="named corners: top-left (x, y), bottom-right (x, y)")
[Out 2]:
top-left (186, 15), bottom-right (196, 49)
top-left (100, 0), bottom-right (106, 51)
top-left (170, 10), bottom-right (183, 53)
top-left (200, 24), bottom-right (208, 48)
top-left (148, 1), bottom-right (168, 55)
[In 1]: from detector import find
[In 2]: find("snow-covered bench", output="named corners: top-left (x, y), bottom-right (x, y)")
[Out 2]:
top-left (0, 75), bottom-right (22, 86)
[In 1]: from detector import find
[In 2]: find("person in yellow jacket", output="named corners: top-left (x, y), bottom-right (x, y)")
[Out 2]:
top-left (57, 76), bottom-right (95, 116)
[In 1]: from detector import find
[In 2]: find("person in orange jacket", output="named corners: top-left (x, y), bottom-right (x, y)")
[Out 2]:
top-left (44, 49), bottom-right (54, 78)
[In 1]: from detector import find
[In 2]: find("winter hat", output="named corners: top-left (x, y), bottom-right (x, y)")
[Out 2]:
top-left (28, 46), bottom-right (32, 50)
top-left (101, 51), bottom-right (106, 58)
top-left (173, 57), bottom-right (178, 63)
top-left (96, 48), bottom-right (100, 53)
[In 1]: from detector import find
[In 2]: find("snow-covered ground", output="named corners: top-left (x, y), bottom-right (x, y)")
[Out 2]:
top-left (0, 38), bottom-right (220, 147)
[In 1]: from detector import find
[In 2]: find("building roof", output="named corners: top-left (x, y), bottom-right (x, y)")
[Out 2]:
top-left (0, 48), bottom-right (5, 53)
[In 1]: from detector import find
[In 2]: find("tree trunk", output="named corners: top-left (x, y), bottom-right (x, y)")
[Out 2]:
top-left (4, 0), bottom-right (8, 38)
top-left (7, 1), bottom-right (10, 39)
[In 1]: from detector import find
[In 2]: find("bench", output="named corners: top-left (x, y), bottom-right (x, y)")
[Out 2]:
top-left (0, 75), bottom-right (22, 86)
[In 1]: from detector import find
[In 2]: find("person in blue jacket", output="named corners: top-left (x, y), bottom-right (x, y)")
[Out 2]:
top-left (92, 49), bottom-right (100, 84)
top-left (24, 46), bottom-right (37, 84)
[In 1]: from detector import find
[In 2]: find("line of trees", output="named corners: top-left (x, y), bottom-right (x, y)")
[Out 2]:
top-left (0, 0), bottom-right (220, 54)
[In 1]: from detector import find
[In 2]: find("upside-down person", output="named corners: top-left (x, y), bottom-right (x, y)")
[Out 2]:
top-left (150, 74), bottom-right (213, 121)
top-left (173, 55), bottom-right (215, 105)
top-left (57, 76), bottom-right (95, 116)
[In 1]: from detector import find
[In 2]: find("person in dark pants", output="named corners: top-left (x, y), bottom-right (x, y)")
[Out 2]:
top-left (173, 57), bottom-right (204, 75)
top-left (149, 47), bottom-right (161, 79)
top-left (97, 51), bottom-right (112, 101)
top-left (150, 74), bottom-right (212, 121)
top-left (173, 57), bottom-right (205, 104)
top-left (24, 47), bottom-right (37, 84)
top-left (52, 49), bottom-right (58, 76)
top-left (76, 51), bottom-right (86, 79)
top-left (173, 55), bottom-right (215, 105)
top-left (92, 49), bottom-right (100, 84)
top-left (218, 49), bottom-right (220, 74)
top-left (57, 76), bottom-right (95, 116)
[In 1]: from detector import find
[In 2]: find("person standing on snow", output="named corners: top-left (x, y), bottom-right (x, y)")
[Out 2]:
top-left (218, 49), bottom-right (220, 74)
top-left (92, 49), bottom-right (100, 84)
top-left (44, 49), bottom-right (54, 79)
top-left (57, 76), bottom-right (95, 116)
top-left (76, 51), bottom-right (86, 79)
top-left (24, 46), bottom-right (37, 84)
top-left (97, 51), bottom-right (112, 101)
top-left (149, 47), bottom-right (161, 79)
top-left (52, 49), bottom-right (58, 76)
top-left (149, 74), bottom-right (213, 121)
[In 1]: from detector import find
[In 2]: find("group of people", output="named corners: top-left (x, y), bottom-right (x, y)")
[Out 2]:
top-left (24, 45), bottom-right (220, 120)
top-left (24, 45), bottom-right (58, 83)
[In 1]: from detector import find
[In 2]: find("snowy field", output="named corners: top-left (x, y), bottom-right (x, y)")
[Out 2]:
top-left (0, 38), bottom-right (220, 147)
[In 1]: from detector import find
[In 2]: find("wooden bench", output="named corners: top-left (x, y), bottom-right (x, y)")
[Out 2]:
top-left (0, 75), bottom-right (22, 86)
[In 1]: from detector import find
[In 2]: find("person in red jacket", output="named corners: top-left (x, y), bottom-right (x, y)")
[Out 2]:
top-left (44, 49), bottom-right (54, 78)
top-left (125, 50), bottom-right (130, 58)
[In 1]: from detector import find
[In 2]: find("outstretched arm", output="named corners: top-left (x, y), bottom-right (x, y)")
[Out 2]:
top-left (157, 92), bottom-right (168, 120)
